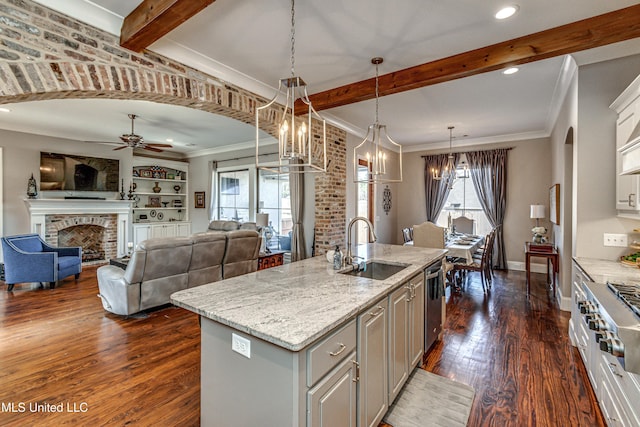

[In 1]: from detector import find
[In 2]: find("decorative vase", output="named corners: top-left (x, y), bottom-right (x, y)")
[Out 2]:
top-left (173, 185), bottom-right (181, 193)
top-left (153, 182), bottom-right (162, 193)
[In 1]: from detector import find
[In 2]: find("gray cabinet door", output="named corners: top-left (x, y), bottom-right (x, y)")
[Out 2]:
top-left (308, 351), bottom-right (357, 427)
top-left (409, 274), bottom-right (425, 369)
top-left (358, 299), bottom-right (388, 427)
top-left (388, 284), bottom-right (409, 403)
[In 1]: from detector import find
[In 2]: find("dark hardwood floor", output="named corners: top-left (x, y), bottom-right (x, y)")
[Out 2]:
top-left (0, 265), bottom-right (603, 426)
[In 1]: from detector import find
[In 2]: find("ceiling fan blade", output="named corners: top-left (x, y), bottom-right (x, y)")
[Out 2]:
top-left (142, 145), bottom-right (163, 152)
top-left (113, 145), bottom-right (129, 151)
top-left (145, 143), bottom-right (173, 148)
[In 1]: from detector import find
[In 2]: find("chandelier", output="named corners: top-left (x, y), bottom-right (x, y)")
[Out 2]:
top-left (353, 57), bottom-right (402, 184)
top-left (432, 126), bottom-right (457, 186)
top-left (255, 0), bottom-right (326, 174)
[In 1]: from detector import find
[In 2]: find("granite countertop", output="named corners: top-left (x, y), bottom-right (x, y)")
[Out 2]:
top-left (171, 243), bottom-right (446, 352)
top-left (573, 256), bottom-right (640, 284)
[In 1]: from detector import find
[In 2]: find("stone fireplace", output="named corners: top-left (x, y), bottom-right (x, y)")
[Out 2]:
top-left (24, 199), bottom-right (131, 262)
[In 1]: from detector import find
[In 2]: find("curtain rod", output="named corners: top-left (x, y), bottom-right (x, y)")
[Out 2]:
top-left (421, 146), bottom-right (513, 159)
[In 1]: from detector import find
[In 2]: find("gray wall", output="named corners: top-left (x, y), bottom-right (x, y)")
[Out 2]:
top-left (1, 128), bottom-right (133, 236)
top-left (574, 54), bottom-right (640, 259)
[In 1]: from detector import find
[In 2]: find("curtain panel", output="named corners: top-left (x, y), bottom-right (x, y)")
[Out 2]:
top-left (422, 153), bottom-right (459, 222)
top-left (465, 148), bottom-right (510, 270)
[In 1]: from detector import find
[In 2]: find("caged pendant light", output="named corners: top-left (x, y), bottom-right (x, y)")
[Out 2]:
top-left (432, 126), bottom-right (457, 188)
top-left (353, 57), bottom-right (402, 184)
top-left (255, 0), bottom-right (326, 174)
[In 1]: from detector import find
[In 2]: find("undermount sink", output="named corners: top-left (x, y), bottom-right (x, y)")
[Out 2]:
top-left (340, 261), bottom-right (410, 281)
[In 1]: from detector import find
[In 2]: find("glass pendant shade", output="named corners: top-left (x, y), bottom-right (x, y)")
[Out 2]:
top-left (255, 0), bottom-right (326, 174)
top-left (353, 57), bottom-right (402, 184)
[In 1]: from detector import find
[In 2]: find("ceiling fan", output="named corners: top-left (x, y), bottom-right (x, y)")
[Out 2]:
top-left (86, 114), bottom-right (173, 152)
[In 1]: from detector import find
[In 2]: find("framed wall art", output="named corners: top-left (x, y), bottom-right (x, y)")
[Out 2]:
top-left (549, 184), bottom-right (560, 225)
top-left (195, 191), bottom-right (205, 209)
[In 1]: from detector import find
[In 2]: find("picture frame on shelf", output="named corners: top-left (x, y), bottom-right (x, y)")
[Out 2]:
top-left (149, 196), bottom-right (161, 207)
top-left (195, 191), bottom-right (205, 209)
top-left (140, 169), bottom-right (152, 178)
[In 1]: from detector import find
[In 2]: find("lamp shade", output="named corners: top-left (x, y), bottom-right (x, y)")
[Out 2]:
top-left (256, 213), bottom-right (269, 228)
top-left (530, 204), bottom-right (545, 219)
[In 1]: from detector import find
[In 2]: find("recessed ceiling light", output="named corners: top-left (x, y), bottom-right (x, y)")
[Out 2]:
top-left (495, 5), bottom-right (519, 20)
top-left (503, 67), bottom-right (519, 75)
top-left (166, 138), bottom-right (174, 142)
top-left (0, 107), bottom-right (10, 113)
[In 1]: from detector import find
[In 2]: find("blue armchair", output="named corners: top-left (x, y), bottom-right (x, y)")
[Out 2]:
top-left (1, 234), bottom-right (82, 291)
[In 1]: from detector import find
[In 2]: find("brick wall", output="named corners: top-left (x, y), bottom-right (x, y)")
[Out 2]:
top-left (0, 0), bottom-right (346, 256)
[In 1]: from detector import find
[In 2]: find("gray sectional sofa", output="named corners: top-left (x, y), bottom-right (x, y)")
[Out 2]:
top-left (97, 229), bottom-right (260, 316)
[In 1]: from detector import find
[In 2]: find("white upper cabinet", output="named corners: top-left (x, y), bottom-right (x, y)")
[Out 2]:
top-left (611, 74), bottom-right (640, 212)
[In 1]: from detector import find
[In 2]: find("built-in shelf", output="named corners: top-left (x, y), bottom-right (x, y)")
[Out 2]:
top-left (133, 177), bottom-right (187, 183)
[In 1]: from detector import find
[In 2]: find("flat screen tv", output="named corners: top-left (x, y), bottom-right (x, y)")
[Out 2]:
top-left (40, 152), bottom-right (120, 192)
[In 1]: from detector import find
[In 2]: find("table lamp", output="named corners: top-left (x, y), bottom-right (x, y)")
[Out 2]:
top-left (256, 213), bottom-right (269, 253)
top-left (530, 204), bottom-right (546, 243)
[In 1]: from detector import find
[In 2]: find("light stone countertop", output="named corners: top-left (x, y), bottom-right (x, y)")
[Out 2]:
top-left (573, 257), bottom-right (640, 284)
top-left (171, 243), bottom-right (446, 352)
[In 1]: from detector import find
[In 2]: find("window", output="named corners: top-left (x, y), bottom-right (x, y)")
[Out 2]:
top-left (217, 170), bottom-right (250, 222)
top-left (258, 169), bottom-right (291, 251)
top-left (435, 168), bottom-right (491, 236)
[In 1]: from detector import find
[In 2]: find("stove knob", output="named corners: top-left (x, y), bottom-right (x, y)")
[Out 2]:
top-left (579, 301), bottom-right (597, 314)
top-left (595, 330), bottom-right (615, 343)
top-left (599, 337), bottom-right (625, 357)
top-left (588, 315), bottom-right (608, 331)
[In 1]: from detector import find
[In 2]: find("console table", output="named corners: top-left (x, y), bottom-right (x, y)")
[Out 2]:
top-left (524, 242), bottom-right (559, 296)
top-left (258, 251), bottom-right (286, 270)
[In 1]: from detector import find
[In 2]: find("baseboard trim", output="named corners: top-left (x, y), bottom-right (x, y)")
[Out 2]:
top-left (508, 261), bottom-right (546, 273)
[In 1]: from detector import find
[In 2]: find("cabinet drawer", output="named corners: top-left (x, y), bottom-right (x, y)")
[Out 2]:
top-left (307, 319), bottom-right (357, 387)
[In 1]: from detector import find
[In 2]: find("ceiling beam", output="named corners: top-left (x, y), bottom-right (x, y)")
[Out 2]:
top-left (299, 4), bottom-right (640, 112)
top-left (120, 0), bottom-right (216, 52)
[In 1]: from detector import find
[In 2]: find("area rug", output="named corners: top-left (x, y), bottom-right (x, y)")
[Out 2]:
top-left (383, 368), bottom-right (475, 427)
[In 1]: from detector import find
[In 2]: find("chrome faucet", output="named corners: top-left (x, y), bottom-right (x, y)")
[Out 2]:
top-left (344, 216), bottom-right (377, 266)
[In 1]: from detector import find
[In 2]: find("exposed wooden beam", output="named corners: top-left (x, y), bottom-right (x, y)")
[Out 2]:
top-left (120, 0), bottom-right (216, 52)
top-left (299, 4), bottom-right (640, 113)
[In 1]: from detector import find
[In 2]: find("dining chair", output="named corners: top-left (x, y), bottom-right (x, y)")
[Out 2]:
top-left (412, 221), bottom-right (445, 248)
top-left (452, 229), bottom-right (495, 293)
top-left (413, 222), bottom-right (456, 286)
top-left (452, 216), bottom-right (475, 234)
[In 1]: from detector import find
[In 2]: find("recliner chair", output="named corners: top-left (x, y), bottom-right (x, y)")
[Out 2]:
top-left (1, 233), bottom-right (82, 291)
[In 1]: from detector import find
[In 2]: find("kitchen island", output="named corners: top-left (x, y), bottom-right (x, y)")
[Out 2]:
top-left (171, 243), bottom-right (446, 427)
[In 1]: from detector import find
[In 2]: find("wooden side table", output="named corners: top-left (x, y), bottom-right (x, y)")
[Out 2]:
top-left (258, 251), bottom-right (286, 270)
top-left (524, 242), bottom-right (559, 296)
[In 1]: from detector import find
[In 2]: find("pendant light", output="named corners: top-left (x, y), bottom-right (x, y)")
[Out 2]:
top-left (432, 126), bottom-right (457, 187)
top-left (255, 0), bottom-right (326, 174)
top-left (353, 57), bottom-right (402, 184)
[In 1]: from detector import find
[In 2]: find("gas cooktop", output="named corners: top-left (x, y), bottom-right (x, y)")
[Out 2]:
top-left (607, 281), bottom-right (640, 318)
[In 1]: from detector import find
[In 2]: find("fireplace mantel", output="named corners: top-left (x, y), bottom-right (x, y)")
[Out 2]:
top-left (25, 199), bottom-right (132, 258)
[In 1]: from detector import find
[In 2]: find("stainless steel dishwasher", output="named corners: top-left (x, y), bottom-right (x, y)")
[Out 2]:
top-left (424, 261), bottom-right (444, 351)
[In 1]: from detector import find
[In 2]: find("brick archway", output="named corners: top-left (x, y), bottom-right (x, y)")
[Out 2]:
top-left (0, 61), bottom-right (280, 138)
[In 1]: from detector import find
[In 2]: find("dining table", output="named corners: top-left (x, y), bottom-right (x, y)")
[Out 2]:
top-left (403, 233), bottom-right (484, 264)
top-left (444, 234), bottom-right (485, 264)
